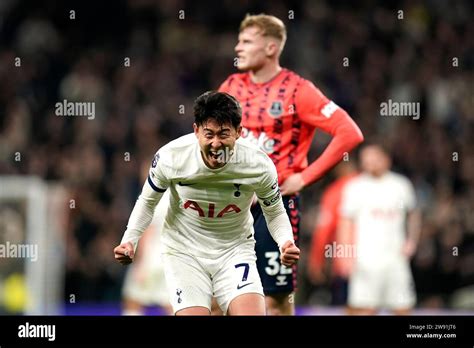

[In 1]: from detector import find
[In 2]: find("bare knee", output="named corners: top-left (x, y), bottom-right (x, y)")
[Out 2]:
top-left (265, 292), bottom-right (294, 315)
top-left (227, 293), bottom-right (265, 315)
top-left (175, 306), bottom-right (210, 315)
top-left (393, 308), bottom-right (412, 315)
top-left (346, 306), bottom-right (377, 315)
top-left (122, 298), bottom-right (144, 315)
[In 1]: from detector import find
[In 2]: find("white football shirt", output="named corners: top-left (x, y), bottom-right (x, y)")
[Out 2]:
top-left (340, 171), bottom-right (416, 266)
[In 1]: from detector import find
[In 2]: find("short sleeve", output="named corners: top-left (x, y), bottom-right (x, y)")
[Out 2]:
top-left (218, 78), bottom-right (230, 93)
top-left (296, 80), bottom-right (344, 133)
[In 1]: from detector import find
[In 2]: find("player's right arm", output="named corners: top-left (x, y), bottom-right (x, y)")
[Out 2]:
top-left (114, 152), bottom-right (169, 265)
top-left (336, 216), bottom-right (355, 278)
top-left (288, 81), bottom-right (363, 190)
top-left (337, 181), bottom-right (358, 277)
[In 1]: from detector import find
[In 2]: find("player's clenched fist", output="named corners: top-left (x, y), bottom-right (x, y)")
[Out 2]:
top-left (280, 240), bottom-right (300, 267)
top-left (114, 242), bottom-right (134, 265)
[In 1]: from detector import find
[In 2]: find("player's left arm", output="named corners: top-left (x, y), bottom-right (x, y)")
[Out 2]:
top-left (281, 82), bottom-right (364, 195)
top-left (404, 209), bottom-right (422, 258)
top-left (255, 157), bottom-right (300, 267)
top-left (403, 179), bottom-right (421, 258)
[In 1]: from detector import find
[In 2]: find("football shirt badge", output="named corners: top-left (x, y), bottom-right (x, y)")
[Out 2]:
top-left (269, 101), bottom-right (283, 118)
top-left (151, 153), bottom-right (160, 168)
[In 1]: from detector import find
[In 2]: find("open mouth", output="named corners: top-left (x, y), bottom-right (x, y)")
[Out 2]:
top-left (208, 150), bottom-right (221, 160)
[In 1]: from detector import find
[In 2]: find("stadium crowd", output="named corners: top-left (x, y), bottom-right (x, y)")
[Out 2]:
top-left (0, 0), bottom-right (472, 310)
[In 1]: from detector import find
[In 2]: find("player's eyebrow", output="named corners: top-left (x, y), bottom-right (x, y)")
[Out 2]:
top-left (203, 127), bottom-right (231, 133)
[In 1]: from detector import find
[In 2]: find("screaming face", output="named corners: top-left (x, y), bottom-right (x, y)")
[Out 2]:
top-left (194, 119), bottom-right (242, 169)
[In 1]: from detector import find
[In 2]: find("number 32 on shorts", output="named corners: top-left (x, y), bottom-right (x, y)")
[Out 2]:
top-left (264, 251), bottom-right (292, 286)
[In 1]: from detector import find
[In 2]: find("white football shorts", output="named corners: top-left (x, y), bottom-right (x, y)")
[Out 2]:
top-left (348, 258), bottom-right (416, 310)
top-left (162, 239), bottom-right (264, 314)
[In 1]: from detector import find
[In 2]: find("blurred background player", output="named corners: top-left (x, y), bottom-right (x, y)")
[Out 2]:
top-left (307, 160), bottom-right (358, 306)
top-left (121, 161), bottom-right (172, 315)
top-left (219, 14), bottom-right (364, 315)
top-left (339, 144), bottom-right (422, 315)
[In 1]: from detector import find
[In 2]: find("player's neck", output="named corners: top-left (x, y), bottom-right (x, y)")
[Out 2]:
top-left (369, 170), bottom-right (389, 179)
top-left (249, 63), bottom-right (282, 84)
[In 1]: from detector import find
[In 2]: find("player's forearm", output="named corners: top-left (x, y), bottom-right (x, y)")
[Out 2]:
top-left (407, 209), bottom-right (422, 245)
top-left (302, 113), bottom-right (363, 186)
top-left (337, 217), bottom-right (354, 247)
top-left (121, 182), bottom-right (164, 251)
top-left (261, 202), bottom-right (294, 248)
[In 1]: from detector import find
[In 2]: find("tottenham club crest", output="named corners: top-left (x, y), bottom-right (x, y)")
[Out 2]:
top-left (233, 184), bottom-right (241, 197)
top-left (268, 101), bottom-right (283, 118)
top-left (151, 153), bottom-right (160, 168)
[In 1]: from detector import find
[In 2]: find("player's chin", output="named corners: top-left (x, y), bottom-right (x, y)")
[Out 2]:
top-left (236, 62), bottom-right (250, 71)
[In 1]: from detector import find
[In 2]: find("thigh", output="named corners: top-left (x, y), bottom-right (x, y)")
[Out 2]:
top-left (253, 195), bottom-right (300, 294)
top-left (228, 293), bottom-right (265, 315)
top-left (348, 263), bottom-right (383, 309)
top-left (162, 251), bottom-right (212, 314)
top-left (213, 241), bottom-right (264, 315)
top-left (384, 260), bottom-right (416, 310)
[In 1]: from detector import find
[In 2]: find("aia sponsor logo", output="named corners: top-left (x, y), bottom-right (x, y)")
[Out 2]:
top-left (184, 200), bottom-right (241, 218)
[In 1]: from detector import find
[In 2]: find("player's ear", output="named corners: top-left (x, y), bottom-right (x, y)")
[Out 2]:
top-left (265, 40), bottom-right (278, 57)
top-left (236, 126), bottom-right (242, 139)
top-left (193, 123), bottom-right (199, 137)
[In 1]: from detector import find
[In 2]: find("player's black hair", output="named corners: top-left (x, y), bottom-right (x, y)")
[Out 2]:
top-left (193, 91), bottom-right (242, 130)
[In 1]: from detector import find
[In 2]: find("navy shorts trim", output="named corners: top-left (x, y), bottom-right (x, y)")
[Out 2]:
top-left (252, 195), bottom-right (300, 294)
